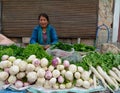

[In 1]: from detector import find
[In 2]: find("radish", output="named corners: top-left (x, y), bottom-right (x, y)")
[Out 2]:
top-left (108, 70), bottom-right (120, 82)
top-left (93, 74), bottom-right (97, 88)
top-left (112, 67), bottom-right (120, 79)
top-left (118, 65), bottom-right (120, 70)
top-left (90, 65), bottom-right (114, 93)
top-left (97, 66), bottom-right (119, 91)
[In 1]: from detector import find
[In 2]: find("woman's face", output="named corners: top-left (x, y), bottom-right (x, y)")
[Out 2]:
top-left (39, 16), bottom-right (48, 28)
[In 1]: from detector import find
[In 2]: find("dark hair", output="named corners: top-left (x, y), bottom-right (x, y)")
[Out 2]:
top-left (38, 13), bottom-right (49, 22)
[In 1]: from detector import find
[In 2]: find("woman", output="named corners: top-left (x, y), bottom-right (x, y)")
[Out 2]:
top-left (30, 13), bottom-right (58, 50)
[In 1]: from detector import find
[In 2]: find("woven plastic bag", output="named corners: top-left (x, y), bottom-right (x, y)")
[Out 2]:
top-left (46, 48), bottom-right (74, 58)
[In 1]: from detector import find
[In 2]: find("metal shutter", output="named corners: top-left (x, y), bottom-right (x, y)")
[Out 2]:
top-left (2, 0), bottom-right (98, 39)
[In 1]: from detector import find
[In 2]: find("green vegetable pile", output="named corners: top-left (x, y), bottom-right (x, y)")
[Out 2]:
top-left (51, 42), bottom-right (73, 51)
top-left (0, 44), bottom-right (53, 61)
top-left (51, 42), bottom-right (95, 52)
top-left (75, 51), bottom-right (120, 72)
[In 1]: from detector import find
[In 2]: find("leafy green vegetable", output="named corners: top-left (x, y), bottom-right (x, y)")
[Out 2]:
top-left (0, 44), bottom-right (53, 61)
top-left (22, 43), bottom-right (53, 61)
top-left (51, 42), bottom-right (73, 51)
top-left (75, 52), bottom-right (120, 72)
top-left (73, 43), bottom-right (95, 52)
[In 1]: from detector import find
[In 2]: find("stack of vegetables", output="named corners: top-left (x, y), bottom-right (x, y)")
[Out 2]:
top-left (0, 44), bottom-right (120, 93)
top-left (51, 42), bottom-right (96, 52)
top-left (75, 52), bottom-right (120, 92)
top-left (0, 44), bottom-right (94, 90)
top-left (0, 54), bottom-right (94, 89)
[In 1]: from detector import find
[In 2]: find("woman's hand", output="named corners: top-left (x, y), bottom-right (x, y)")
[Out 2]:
top-left (43, 45), bottom-right (50, 50)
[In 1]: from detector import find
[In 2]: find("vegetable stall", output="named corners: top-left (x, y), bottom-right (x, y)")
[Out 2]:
top-left (0, 43), bottom-right (120, 93)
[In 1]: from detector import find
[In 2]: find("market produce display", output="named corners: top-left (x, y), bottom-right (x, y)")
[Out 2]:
top-left (0, 43), bottom-right (120, 93)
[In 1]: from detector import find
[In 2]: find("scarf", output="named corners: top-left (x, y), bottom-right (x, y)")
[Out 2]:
top-left (38, 25), bottom-right (51, 45)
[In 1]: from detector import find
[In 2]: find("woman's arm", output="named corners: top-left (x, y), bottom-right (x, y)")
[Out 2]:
top-left (50, 27), bottom-right (58, 44)
top-left (30, 26), bottom-right (39, 44)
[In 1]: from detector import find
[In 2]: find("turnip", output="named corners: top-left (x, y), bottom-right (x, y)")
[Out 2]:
top-left (9, 65), bottom-right (19, 75)
top-left (27, 71), bottom-right (37, 83)
top-left (32, 58), bottom-right (41, 67)
top-left (45, 70), bottom-right (52, 80)
top-left (37, 68), bottom-right (45, 78)
top-left (49, 78), bottom-right (57, 85)
top-left (0, 71), bottom-right (9, 81)
top-left (4, 68), bottom-right (9, 73)
top-left (74, 72), bottom-right (81, 79)
top-left (59, 84), bottom-right (65, 89)
top-left (65, 71), bottom-right (73, 81)
top-left (75, 79), bottom-right (83, 87)
top-left (8, 56), bottom-right (16, 62)
top-left (42, 67), bottom-right (48, 71)
top-left (81, 71), bottom-right (90, 81)
top-left (78, 66), bottom-right (84, 73)
top-left (61, 70), bottom-right (66, 76)
top-left (15, 80), bottom-right (24, 88)
top-left (27, 55), bottom-right (36, 63)
top-left (40, 58), bottom-right (48, 67)
top-left (8, 75), bottom-right (17, 84)
top-left (18, 61), bottom-right (27, 72)
top-left (57, 65), bottom-right (64, 71)
top-left (1, 55), bottom-right (9, 61)
top-left (36, 78), bottom-right (45, 86)
top-left (58, 76), bottom-right (64, 83)
top-left (48, 65), bottom-right (54, 72)
top-left (52, 70), bottom-right (60, 78)
top-left (13, 59), bottom-right (22, 66)
top-left (34, 66), bottom-right (41, 72)
top-left (16, 72), bottom-right (26, 79)
top-left (56, 57), bottom-right (62, 64)
top-left (43, 80), bottom-right (51, 89)
top-left (26, 64), bottom-right (35, 72)
top-left (52, 57), bottom-right (59, 67)
top-left (82, 80), bottom-right (90, 89)
top-left (53, 83), bottom-right (59, 89)
top-left (69, 64), bottom-right (77, 73)
top-left (0, 60), bottom-right (12, 69)
top-left (63, 60), bottom-right (70, 68)
top-left (65, 82), bottom-right (73, 88)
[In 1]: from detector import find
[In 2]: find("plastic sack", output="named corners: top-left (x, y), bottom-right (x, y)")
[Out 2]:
top-left (61, 51), bottom-right (83, 64)
top-left (46, 48), bottom-right (74, 58)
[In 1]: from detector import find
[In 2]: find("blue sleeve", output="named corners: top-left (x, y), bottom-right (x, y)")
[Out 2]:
top-left (30, 26), bottom-right (38, 44)
top-left (50, 27), bottom-right (58, 44)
